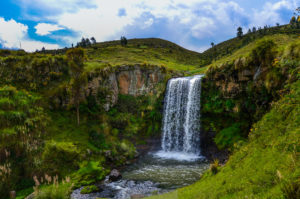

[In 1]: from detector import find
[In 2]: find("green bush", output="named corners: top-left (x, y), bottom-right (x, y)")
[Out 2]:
top-left (88, 129), bottom-right (108, 149)
top-left (214, 123), bottom-right (244, 149)
top-left (72, 161), bottom-right (108, 188)
top-left (119, 140), bottom-right (137, 159)
top-left (251, 39), bottom-right (277, 66)
top-left (42, 141), bottom-right (80, 176)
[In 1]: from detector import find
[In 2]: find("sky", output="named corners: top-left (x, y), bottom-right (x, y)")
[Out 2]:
top-left (0, 0), bottom-right (298, 52)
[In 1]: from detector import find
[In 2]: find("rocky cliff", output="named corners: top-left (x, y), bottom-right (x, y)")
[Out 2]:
top-left (85, 65), bottom-right (178, 111)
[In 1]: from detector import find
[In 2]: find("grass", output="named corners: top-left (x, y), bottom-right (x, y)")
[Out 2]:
top-left (207, 34), bottom-right (299, 68)
top-left (83, 38), bottom-right (203, 72)
top-left (146, 79), bottom-right (300, 199)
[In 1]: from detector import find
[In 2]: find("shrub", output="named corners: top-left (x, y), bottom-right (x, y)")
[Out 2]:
top-left (251, 39), bottom-right (277, 67)
top-left (88, 130), bottom-right (107, 149)
top-left (41, 141), bottom-right (80, 176)
top-left (119, 140), bottom-right (137, 159)
top-left (72, 161), bottom-right (108, 188)
top-left (214, 123), bottom-right (244, 149)
top-left (210, 159), bottom-right (220, 175)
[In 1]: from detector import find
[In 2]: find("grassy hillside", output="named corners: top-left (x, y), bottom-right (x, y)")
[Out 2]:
top-left (147, 33), bottom-right (300, 199)
top-left (148, 79), bottom-right (300, 199)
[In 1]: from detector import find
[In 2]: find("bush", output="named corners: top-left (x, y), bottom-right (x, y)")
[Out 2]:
top-left (251, 39), bottom-right (277, 67)
top-left (41, 141), bottom-right (80, 176)
top-left (72, 161), bottom-right (108, 188)
top-left (210, 159), bottom-right (220, 175)
top-left (214, 123), bottom-right (244, 149)
top-left (88, 130), bottom-right (107, 149)
top-left (119, 140), bottom-right (137, 159)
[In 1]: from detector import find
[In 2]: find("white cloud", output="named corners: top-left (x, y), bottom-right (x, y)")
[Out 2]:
top-left (52, 0), bottom-right (247, 43)
top-left (0, 17), bottom-right (60, 52)
top-left (35, 23), bottom-right (64, 36)
top-left (13, 0), bottom-right (299, 52)
top-left (251, 0), bottom-right (297, 27)
top-left (0, 18), bottom-right (28, 48)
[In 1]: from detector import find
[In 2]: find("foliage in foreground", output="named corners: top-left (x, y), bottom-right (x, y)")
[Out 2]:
top-left (147, 79), bottom-right (300, 199)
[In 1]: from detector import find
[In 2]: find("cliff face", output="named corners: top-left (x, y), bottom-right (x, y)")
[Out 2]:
top-left (86, 65), bottom-right (173, 111)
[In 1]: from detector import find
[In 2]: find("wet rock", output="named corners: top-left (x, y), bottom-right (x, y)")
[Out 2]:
top-left (109, 169), bottom-right (122, 182)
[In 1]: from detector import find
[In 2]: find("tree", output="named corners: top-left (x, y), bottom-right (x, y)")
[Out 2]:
top-left (290, 16), bottom-right (296, 24)
top-left (80, 37), bottom-right (87, 47)
top-left (237, 27), bottom-right (243, 38)
top-left (211, 42), bottom-right (215, 48)
top-left (90, 37), bottom-right (96, 44)
top-left (252, 27), bottom-right (257, 33)
top-left (247, 29), bottom-right (252, 34)
top-left (85, 38), bottom-right (91, 47)
top-left (120, 36), bottom-right (128, 46)
top-left (66, 48), bottom-right (87, 125)
top-left (276, 23), bottom-right (280, 27)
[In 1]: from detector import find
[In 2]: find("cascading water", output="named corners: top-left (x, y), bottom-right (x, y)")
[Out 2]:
top-left (156, 75), bottom-right (203, 160)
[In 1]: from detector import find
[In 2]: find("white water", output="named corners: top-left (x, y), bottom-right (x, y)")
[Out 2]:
top-left (156, 75), bottom-right (204, 161)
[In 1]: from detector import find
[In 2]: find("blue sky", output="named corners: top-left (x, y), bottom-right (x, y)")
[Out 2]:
top-left (0, 0), bottom-right (298, 52)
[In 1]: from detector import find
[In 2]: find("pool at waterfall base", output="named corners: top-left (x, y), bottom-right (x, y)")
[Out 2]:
top-left (72, 151), bottom-right (209, 199)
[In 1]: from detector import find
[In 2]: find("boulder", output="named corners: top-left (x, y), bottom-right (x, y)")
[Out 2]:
top-left (109, 169), bottom-right (122, 182)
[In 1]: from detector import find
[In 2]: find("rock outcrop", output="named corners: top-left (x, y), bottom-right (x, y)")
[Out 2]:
top-left (53, 64), bottom-right (181, 111)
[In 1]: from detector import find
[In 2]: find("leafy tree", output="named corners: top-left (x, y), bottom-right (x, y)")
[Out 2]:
top-left (210, 42), bottom-right (215, 48)
top-left (247, 29), bottom-right (252, 34)
top-left (252, 27), bottom-right (257, 33)
top-left (90, 37), bottom-right (96, 44)
top-left (85, 38), bottom-right (91, 47)
top-left (120, 36), bottom-right (128, 46)
top-left (237, 27), bottom-right (243, 38)
top-left (66, 48), bottom-right (87, 125)
top-left (290, 16), bottom-right (296, 24)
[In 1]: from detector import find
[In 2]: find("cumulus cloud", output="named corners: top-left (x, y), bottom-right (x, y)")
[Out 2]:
top-left (0, 17), bottom-right (60, 52)
top-left (251, 0), bottom-right (298, 27)
top-left (0, 18), bottom-right (28, 48)
top-left (13, 0), bottom-right (299, 52)
top-left (35, 23), bottom-right (64, 36)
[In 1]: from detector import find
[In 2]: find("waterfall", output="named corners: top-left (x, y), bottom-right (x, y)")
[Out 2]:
top-left (157, 75), bottom-right (203, 160)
